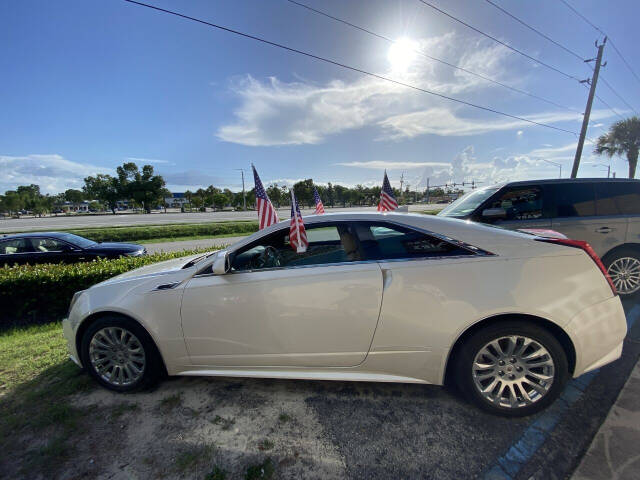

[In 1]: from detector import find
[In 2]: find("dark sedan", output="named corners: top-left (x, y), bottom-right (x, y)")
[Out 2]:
top-left (0, 232), bottom-right (146, 265)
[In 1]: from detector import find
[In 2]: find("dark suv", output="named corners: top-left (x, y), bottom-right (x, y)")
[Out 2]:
top-left (438, 178), bottom-right (640, 296)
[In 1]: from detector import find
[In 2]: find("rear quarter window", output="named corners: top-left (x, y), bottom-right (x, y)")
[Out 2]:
top-left (596, 182), bottom-right (640, 215)
top-left (551, 183), bottom-right (596, 217)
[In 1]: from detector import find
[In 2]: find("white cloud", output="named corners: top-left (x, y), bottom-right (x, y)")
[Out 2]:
top-left (517, 130), bottom-right (523, 137)
top-left (216, 33), bottom-right (519, 146)
top-left (334, 160), bottom-right (449, 170)
top-left (378, 108), bottom-right (613, 139)
top-left (0, 154), bottom-right (110, 194)
top-left (126, 157), bottom-right (174, 166)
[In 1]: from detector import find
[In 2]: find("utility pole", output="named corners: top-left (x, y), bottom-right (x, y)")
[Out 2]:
top-left (426, 178), bottom-right (430, 204)
top-left (234, 168), bottom-right (246, 210)
top-left (399, 171), bottom-right (405, 202)
top-left (571, 37), bottom-right (607, 178)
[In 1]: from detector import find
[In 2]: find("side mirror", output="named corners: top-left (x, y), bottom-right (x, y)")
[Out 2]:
top-left (482, 207), bottom-right (507, 220)
top-left (212, 251), bottom-right (230, 275)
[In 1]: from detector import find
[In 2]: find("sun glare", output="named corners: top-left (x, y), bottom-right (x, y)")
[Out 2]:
top-left (387, 37), bottom-right (419, 72)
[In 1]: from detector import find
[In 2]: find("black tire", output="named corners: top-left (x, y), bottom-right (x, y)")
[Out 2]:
top-left (80, 316), bottom-right (164, 392)
top-left (453, 321), bottom-right (569, 417)
top-left (602, 247), bottom-right (640, 298)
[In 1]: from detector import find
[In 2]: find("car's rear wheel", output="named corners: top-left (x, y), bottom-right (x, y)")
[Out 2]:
top-left (80, 316), bottom-right (163, 392)
top-left (454, 321), bottom-right (569, 417)
top-left (603, 247), bottom-right (640, 297)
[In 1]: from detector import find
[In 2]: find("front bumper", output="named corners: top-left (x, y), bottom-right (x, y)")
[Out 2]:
top-left (62, 317), bottom-right (82, 367)
top-left (565, 295), bottom-right (627, 377)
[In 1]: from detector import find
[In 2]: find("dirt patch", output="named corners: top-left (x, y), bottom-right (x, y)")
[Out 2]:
top-left (64, 376), bottom-right (347, 479)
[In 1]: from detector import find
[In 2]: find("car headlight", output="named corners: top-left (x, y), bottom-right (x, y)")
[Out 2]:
top-left (127, 248), bottom-right (146, 257)
top-left (68, 290), bottom-right (85, 317)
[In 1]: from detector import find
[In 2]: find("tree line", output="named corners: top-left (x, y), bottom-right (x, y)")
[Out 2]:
top-left (1, 161), bottom-right (449, 216)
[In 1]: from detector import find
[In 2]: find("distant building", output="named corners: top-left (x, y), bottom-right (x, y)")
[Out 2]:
top-left (164, 192), bottom-right (189, 208)
top-left (61, 201), bottom-right (90, 213)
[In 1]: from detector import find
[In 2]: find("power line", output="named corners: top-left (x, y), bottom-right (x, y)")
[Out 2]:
top-left (482, 0), bottom-right (585, 61)
top-left (286, 0), bottom-right (581, 113)
top-left (559, 0), bottom-right (605, 36)
top-left (416, 0), bottom-right (583, 82)
top-left (560, 0), bottom-right (640, 87)
top-left (122, 0), bottom-right (580, 136)
top-left (594, 92), bottom-right (624, 119)
top-left (599, 75), bottom-right (639, 115)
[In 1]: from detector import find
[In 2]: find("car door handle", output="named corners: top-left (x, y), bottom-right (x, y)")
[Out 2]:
top-left (382, 268), bottom-right (393, 291)
top-left (596, 227), bottom-right (614, 234)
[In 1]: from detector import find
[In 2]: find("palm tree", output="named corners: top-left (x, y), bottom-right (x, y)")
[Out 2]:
top-left (594, 116), bottom-right (640, 179)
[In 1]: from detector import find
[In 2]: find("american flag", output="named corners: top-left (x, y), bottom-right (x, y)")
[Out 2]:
top-left (289, 189), bottom-right (308, 253)
top-left (377, 171), bottom-right (398, 211)
top-left (252, 165), bottom-right (279, 229)
top-left (313, 186), bottom-right (325, 214)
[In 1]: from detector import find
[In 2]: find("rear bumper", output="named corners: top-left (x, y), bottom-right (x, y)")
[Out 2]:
top-left (565, 295), bottom-right (627, 377)
top-left (62, 317), bottom-right (82, 367)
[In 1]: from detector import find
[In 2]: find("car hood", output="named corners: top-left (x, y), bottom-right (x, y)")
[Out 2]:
top-left (86, 242), bottom-right (143, 252)
top-left (94, 252), bottom-right (215, 287)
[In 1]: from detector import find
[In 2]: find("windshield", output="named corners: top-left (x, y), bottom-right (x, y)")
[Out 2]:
top-left (438, 187), bottom-right (500, 218)
top-left (58, 233), bottom-right (97, 248)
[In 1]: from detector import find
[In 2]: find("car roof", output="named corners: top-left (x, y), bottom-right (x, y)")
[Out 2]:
top-left (0, 231), bottom-right (77, 240)
top-left (496, 177), bottom-right (639, 188)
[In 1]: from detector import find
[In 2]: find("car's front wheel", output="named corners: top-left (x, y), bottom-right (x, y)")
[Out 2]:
top-left (80, 316), bottom-right (163, 392)
top-left (454, 321), bottom-right (569, 417)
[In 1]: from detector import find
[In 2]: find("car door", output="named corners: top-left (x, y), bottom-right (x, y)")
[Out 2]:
top-left (180, 222), bottom-right (384, 368)
top-left (28, 237), bottom-right (81, 264)
top-left (0, 238), bottom-right (35, 265)
top-left (480, 184), bottom-right (552, 230)
top-left (549, 182), bottom-right (626, 258)
top-left (351, 221), bottom-right (486, 375)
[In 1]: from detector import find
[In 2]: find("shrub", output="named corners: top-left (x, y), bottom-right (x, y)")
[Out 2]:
top-left (0, 248), bottom-right (215, 328)
top-left (65, 221), bottom-right (258, 243)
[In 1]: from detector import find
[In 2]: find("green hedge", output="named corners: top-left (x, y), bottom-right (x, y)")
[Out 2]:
top-left (66, 221), bottom-right (258, 243)
top-left (0, 249), bottom-right (216, 328)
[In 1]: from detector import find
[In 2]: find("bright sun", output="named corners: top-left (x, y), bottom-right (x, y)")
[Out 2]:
top-left (387, 37), bottom-right (419, 72)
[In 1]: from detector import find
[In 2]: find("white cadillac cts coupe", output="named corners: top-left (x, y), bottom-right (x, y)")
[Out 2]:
top-left (63, 212), bottom-right (627, 416)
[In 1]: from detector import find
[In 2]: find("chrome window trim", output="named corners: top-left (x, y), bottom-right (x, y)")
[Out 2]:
top-left (193, 254), bottom-right (492, 277)
top-left (192, 219), bottom-right (495, 277)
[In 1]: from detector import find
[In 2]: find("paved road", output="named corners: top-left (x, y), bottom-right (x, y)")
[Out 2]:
top-left (0, 205), bottom-right (444, 233)
top-left (144, 236), bottom-right (247, 253)
top-left (572, 349), bottom-right (640, 480)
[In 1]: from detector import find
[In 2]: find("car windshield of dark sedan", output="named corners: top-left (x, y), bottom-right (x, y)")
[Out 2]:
top-left (438, 187), bottom-right (499, 218)
top-left (58, 233), bottom-right (97, 249)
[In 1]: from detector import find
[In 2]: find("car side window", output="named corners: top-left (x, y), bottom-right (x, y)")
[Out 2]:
top-left (230, 223), bottom-right (361, 272)
top-left (30, 238), bottom-right (70, 253)
top-left (487, 187), bottom-right (544, 220)
top-left (596, 182), bottom-right (640, 215)
top-left (355, 222), bottom-right (471, 261)
top-left (551, 183), bottom-right (596, 217)
top-left (0, 238), bottom-right (33, 255)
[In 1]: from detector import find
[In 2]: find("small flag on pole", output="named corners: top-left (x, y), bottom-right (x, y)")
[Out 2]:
top-left (313, 186), bottom-right (325, 214)
top-left (377, 171), bottom-right (398, 211)
top-left (289, 189), bottom-right (308, 253)
top-left (252, 165), bottom-right (279, 229)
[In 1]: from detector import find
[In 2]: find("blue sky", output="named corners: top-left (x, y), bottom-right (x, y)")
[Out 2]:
top-left (1, 0), bottom-right (639, 194)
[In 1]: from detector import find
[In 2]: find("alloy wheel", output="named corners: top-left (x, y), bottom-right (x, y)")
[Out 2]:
top-left (607, 257), bottom-right (640, 295)
top-left (472, 335), bottom-right (555, 409)
top-left (89, 327), bottom-right (146, 386)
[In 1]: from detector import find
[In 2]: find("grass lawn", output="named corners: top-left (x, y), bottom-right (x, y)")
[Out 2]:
top-left (0, 323), bottom-right (95, 476)
top-left (137, 232), bottom-right (250, 245)
top-left (0, 322), bottom-right (70, 392)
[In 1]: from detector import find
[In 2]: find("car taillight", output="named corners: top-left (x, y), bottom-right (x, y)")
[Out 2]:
top-left (536, 237), bottom-right (617, 296)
